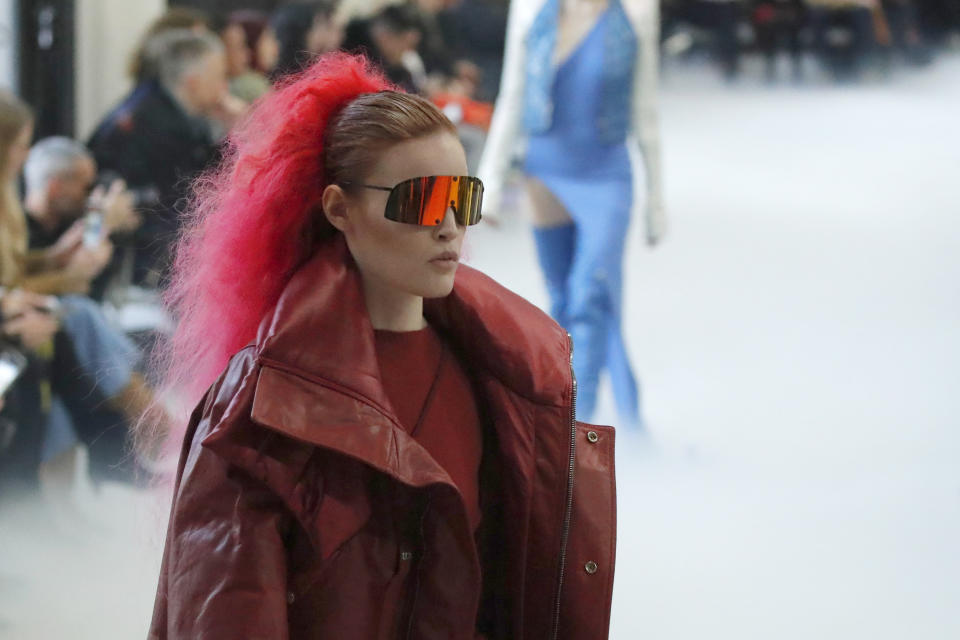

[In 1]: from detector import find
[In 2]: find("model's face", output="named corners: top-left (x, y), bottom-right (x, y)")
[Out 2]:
top-left (49, 156), bottom-right (96, 220)
top-left (5, 123), bottom-right (33, 180)
top-left (327, 131), bottom-right (469, 300)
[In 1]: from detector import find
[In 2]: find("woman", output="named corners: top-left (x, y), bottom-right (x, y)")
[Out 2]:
top-left (221, 11), bottom-right (275, 104)
top-left (478, 0), bottom-right (665, 427)
top-left (148, 53), bottom-right (616, 639)
top-left (269, 1), bottom-right (344, 81)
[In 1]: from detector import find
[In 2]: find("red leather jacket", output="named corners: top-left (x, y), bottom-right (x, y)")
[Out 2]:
top-left (149, 237), bottom-right (617, 639)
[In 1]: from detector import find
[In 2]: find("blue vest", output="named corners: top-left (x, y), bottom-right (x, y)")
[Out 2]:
top-left (522, 0), bottom-right (637, 144)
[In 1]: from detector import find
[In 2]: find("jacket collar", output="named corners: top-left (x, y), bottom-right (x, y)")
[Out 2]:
top-left (206, 234), bottom-right (573, 604)
top-left (256, 233), bottom-right (572, 418)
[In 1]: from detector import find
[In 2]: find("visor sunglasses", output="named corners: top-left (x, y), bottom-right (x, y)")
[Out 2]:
top-left (343, 175), bottom-right (484, 227)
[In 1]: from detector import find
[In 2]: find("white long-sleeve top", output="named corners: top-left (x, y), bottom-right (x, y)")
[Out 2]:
top-left (477, 0), bottom-right (666, 245)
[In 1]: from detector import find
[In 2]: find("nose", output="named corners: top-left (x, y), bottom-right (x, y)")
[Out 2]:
top-left (434, 205), bottom-right (461, 241)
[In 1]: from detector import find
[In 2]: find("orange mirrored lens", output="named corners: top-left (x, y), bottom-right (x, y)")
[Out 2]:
top-left (385, 176), bottom-right (483, 226)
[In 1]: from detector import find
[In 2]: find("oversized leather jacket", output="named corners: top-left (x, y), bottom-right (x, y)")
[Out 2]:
top-left (149, 237), bottom-right (617, 639)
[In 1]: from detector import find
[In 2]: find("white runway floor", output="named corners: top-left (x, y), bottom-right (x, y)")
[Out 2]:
top-left (2, 54), bottom-right (959, 639)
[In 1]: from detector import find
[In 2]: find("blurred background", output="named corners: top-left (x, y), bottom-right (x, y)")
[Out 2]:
top-left (0, 0), bottom-right (958, 638)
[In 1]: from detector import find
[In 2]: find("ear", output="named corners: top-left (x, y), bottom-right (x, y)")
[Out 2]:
top-left (321, 183), bottom-right (350, 233)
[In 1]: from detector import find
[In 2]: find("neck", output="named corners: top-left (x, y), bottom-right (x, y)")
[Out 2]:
top-left (360, 274), bottom-right (426, 332)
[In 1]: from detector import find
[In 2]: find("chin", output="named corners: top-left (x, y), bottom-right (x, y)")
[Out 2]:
top-left (415, 275), bottom-right (457, 299)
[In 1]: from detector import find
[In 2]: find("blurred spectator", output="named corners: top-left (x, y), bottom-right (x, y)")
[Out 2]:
top-left (335, 0), bottom-right (395, 22)
top-left (407, 0), bottom-right (484, 99)
top-left (128, 7), bottom-right (213, 83)
top-left (666, 0), bottom-right (744, 79)
top-left (410, 1), bottom-right (462, 80)
top-left (0, 92), bottom-right (162, 490)
top-left (87, 29), bottom-right (227, 288)
top-left (221, 10), bottom-right (274, 103)
top-left (0, 99), bottom-right (112, 300)
top-left (342, 4), bottom-right (424, 92)
top-left (752, 0), bottom-right (807, 80)
top-left (437, 0), bottom-right (509, 102)
top-left (0, 290), bottom-right (60, 488)
top-left (807, 0), bottom-right (883, 79)
top-left (882, 0), bottom-right (933, 63)
top-left (270, 1), bottom-right (344, 81)
top-left (0, 90), bottom-right (34, 290)
top-left (24, 137), bottom-right (141, 300)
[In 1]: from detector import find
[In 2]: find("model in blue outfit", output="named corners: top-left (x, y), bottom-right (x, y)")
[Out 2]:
top-left (523, 0), bottom-right (642, 426)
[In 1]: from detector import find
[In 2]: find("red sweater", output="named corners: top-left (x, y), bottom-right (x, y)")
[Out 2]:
top-left (374, 325), bottom-right (483, 534)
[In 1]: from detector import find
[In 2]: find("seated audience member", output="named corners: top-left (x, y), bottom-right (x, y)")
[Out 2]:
top-left (1, 92), bottom-right (162, 488)
top-left (807, 0), bottom-right (883, 78)
top-left (24, 137), bottom-right (140, 300)
top-left (269, 1), bottom-right (344, 81)
top-left (881, 0), bottom-right (932, 63)
top-left (0, 286), bottom-right (152, 490)
top-left (342, 4), bottom-right (424, 93)
top-left (221, 10), bottom-right (274, 103)
top-left (670, 0), bottom-right (744, 80)
top-left (0, 291), bottom-right (58, 488)
top-left (88, 29), bottom-right (228, 288)
top-left (0, 94), bottom-right (109, 299)
top-left (128, 7), bottom-right (213, 84)
top-left (435, 0), bottom-right (508, 102)
top-left (409, 0), bottom-right (482, 98)
top-left (752, 0), bottom-right (807, 81)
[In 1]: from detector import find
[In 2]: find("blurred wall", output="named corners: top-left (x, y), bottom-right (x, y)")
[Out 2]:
top-left (75, 0), bottom-right (166, 140)
top-left (0, 0), bottom-right (16, 89)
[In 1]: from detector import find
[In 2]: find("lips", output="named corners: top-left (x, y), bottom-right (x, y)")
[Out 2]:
top-left (430, 251), bottom-right (460, 263)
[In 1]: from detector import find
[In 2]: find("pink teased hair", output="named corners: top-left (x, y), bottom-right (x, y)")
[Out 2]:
top-left (154, 53), bottom-right (392, 420)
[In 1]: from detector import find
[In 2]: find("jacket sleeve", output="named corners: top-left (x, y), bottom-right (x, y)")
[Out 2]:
top-left (476, 0), bottom-right (530, 219)
top-left (558, 423), bottom-right (617, 640)
top-left (150, 353), bottom-right (292, 640)
top-left (628, 0), bottom-right (667, 245)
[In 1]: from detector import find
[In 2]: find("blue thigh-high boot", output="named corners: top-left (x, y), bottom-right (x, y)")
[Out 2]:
top-left (532, 224), bottom-right (576, 327)
top-left (566, 266), bottom-right (611, 421)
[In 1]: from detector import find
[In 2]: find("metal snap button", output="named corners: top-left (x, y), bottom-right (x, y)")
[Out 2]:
top-left (585, 561), bottom-right (598, 575)
top-left (287, 591), bottom-right (296, 605)
top-left (587, 431), bottom-right (599, 443)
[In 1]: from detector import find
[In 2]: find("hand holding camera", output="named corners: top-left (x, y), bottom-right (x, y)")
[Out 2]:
top-left (89, 178), bottom-right (141, 234)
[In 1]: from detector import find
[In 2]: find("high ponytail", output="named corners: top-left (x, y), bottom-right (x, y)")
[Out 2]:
top-left (147, 52), bottom-right (456, 459)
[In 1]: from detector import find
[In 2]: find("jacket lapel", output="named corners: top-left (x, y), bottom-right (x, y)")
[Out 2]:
top-left (207, 235), bottom-right (577, 621)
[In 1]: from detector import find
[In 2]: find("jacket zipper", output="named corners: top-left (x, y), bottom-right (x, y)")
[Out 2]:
top-left (550, 333), bottom-right (578, 640)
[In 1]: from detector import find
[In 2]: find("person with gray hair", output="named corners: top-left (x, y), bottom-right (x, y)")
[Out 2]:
top-left (22, 136), bottom-right (140, 298)
top-left (143, 28), bottom-right (235, 122)
top-left (88, 28), bottom-right (234, 288)
top-left (24, 136), bottom-right (91, 195)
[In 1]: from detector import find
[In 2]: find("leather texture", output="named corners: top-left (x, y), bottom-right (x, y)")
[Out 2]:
top-left (149, 236), bottom-right (617, 639)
